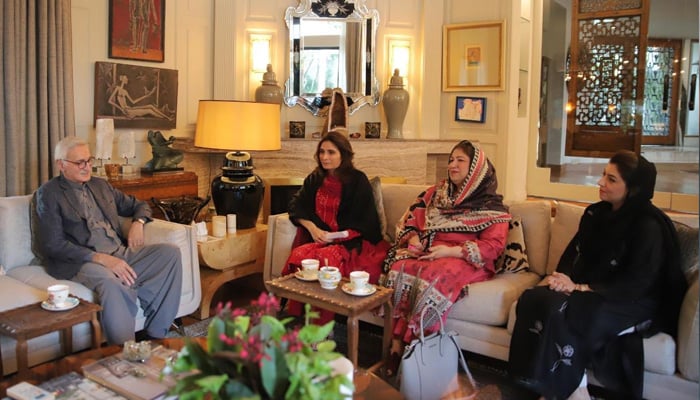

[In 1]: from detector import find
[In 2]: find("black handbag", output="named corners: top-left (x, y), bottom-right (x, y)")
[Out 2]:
top-left (399, 305), bottom-right (476, 400)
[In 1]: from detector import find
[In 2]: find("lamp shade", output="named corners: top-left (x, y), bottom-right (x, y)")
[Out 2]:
top-left (194, 100), bottom-right (281, 151)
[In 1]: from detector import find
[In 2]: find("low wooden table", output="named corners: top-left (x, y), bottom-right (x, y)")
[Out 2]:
top-left (266, 274), bottom-right (394, 370)
top-left (0, 297), bottom-right (102, 379)
top-left (0, 338), bottom-right (402, 399)
top-left (195, 224), bottom-right (268, 319)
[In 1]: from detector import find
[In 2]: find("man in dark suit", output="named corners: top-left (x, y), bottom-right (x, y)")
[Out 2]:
top-left (35, 136), bottom-right (182, 344)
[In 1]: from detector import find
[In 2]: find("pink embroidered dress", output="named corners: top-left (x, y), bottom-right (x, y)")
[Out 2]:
top-left (383, 145), bottom-right (511, 343)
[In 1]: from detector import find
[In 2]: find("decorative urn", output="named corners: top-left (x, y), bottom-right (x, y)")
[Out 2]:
top-left (382, 69), bottom-right (410, 139)
top-left (255, 64), bottom-right (283, 104)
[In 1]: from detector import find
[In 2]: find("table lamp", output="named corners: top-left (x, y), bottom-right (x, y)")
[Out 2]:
top-left (194, 100), bottom-right (281, 229)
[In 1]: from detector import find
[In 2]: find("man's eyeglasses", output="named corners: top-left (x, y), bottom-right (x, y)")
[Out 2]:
top-left (62, 157), bottom-right (96, 169)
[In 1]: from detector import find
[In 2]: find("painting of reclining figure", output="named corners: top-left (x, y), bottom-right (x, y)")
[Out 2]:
top-left (94, 61), bottom-right (178, 129)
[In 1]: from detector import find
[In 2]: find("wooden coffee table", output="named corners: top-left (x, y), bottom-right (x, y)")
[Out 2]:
top-left (0, 338), bottom-right (402, 399)
top-left (266, 274), bottom-right (394, 370)
top-left (0, 297), bottom-right (102, 379)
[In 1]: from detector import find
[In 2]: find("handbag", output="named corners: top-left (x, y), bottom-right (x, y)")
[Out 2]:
top-left (399, 305), bottom-right (476, 400)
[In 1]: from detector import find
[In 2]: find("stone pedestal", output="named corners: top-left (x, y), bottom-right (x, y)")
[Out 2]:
top-left (382, 69), bottom-right (409, 139)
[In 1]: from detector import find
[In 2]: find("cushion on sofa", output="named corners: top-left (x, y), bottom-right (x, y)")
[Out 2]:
top-left (677, 276), bottom-right (699, 381)
top-left (448, 271), bottom-right (541, 326)
top-left (674, 221), bottom-right (699, 281)
top-left (643, 332), bottom-right (677, 375)
top-left (369, 176), bottom-right (390, 242)
top-left (0, 195), bottom-right (34, 271)
top-left (264, 214), bottom-right (297, 282)
top-left (507, 200), bottom-right (552, 276)
top-left (0, 275), bottom-right (47, 311)
top-left (495, 217), bottom-right (530, 274)
top-left (380, 184), bottom-right (427, 242)
top-left (547, 201), bottom-right (585, 275)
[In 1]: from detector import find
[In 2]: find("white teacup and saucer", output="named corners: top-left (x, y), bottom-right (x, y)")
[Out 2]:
top-left (295, 259), bottom-right (320, 281)
top-left (341, 271), bottom-right (376, 296)
top-left (41, 284), bottom-right (80, 311)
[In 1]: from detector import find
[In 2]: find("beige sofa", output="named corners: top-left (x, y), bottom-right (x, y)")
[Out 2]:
top-left (0, 194), bottom-right (202, 375)
top-left (264, 183), bottom-right (699, 400)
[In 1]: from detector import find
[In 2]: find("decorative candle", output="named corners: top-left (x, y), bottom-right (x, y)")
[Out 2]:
top-left (212, 216), bottom-right (227, 238)
top-left (226, 214), bottom-right (237, 233)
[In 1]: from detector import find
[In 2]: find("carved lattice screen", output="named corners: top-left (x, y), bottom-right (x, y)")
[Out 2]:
top-left (565, 0), bottom-right (649, 157)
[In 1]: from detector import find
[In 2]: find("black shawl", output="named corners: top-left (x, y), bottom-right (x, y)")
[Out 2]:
top-left (288, 168), bottom-right (383, 252)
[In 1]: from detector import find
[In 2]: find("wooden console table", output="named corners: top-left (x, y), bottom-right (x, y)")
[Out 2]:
top-left (195, 224), bottom-right (268, 319)
top-left (107, 171), bottom-right (199, 219)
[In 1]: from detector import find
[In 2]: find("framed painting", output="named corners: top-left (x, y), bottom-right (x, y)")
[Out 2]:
top-left (108, 0), bottom-right (165, 63)
top-left (443, 21), bottom-right (505, 91)
top-left (94, 61), bottom-right (177, 129)
top-left (455, 96), bottom-right (487, 123)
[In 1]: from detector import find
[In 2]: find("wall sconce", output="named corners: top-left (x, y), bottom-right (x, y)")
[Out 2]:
top-left (388, 39), bottom-right (411, 84)
top-left (250, 34), bottom-right (271, 73)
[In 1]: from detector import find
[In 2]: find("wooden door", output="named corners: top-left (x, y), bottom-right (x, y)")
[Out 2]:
top-left (643, 39), bottom-right (682, 145)
top-left (565, 0), bottom-right (650, 158)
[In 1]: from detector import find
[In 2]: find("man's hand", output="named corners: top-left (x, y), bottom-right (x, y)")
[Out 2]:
top-left (127, 220), bottom-right (145, 248)
top-left (93, 253), bottom-right (137, 286)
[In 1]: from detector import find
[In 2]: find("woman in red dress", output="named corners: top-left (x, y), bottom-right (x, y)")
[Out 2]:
top-left (281, 131), bottom-right (390, 323)
top-left (383, 140), bottom-right (511, 376)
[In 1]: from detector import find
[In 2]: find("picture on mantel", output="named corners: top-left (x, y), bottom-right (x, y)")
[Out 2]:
top-left (94, 61), bottom-right (177, 129)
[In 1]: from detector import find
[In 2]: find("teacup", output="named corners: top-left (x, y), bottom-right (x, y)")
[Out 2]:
top-left (47, 284), bottom-right (70, 307)
top-left (349, 271), bottom-right (370, 293)
top-left (318, 266), bottom-right (341, 289)
top-left (300, 259), bottom-right (320, 278)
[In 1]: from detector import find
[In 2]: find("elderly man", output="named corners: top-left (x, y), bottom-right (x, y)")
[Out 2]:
top-left (35, 136), bottom-right (182, 344)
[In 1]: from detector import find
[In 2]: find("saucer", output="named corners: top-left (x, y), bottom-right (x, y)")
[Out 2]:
top-left (295, 270), bottom-right (318, 281)
top-left (41, 296), bottom-right (79, 311)
top-left (341, 283), bottom-right (377, 297)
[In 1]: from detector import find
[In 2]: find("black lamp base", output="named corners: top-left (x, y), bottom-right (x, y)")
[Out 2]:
top-left (211, 175), bottom-right (264, 229)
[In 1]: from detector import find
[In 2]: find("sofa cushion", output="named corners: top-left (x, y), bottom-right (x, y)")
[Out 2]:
top-left (0, 275), bottom-right (47, 311)
top-left (0, 195), bottom-right (34, 271)
top-left (448, 271), bottom-right (541, 326)
top-left (674, 221), bottom-right (699, 281)
top-left (677, 276), bottom-right (699, 381)
top-left (6, 265), bottom-right (95, 302)
top-left (507, 200), bottom-right (552, 276)
top-left (495, 217), bottom-right (530, 274)
top-left (381, 184), bottom-right (427, 242)
top-left (643, 332), bottom-right (677, 375)
top-left (547, 201), bottom-right (585, 275)
top-left (369, 176), bottom-right (390, 242)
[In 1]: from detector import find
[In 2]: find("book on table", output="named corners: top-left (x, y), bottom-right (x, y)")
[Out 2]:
top-left (80, 347), bottom-right (178, 400)
top-left (38, 371), bottom-right (127, 400)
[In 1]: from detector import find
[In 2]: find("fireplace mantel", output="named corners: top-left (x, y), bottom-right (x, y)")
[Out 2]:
top-left (174, 138), bottom-right (459, 187)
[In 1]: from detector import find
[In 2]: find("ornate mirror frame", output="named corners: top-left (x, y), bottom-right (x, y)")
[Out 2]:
top-left (284, 0), bottom-right (380, 116)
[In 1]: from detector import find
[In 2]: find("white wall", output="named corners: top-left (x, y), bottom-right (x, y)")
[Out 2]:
top-left (71, 0), bottom-right (528, 200)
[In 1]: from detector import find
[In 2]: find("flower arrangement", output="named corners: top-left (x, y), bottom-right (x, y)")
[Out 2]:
top-left (166, 293), bottom-right (353, 400)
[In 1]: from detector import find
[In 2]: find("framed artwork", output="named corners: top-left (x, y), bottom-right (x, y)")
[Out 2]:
top-left (443, 21), bottom-right (505, 91)
top-left (455, 96), bottom-right (487, 123)
top-left (289, 121), bottom-right (306, 138)
top-left (365, 122), bottom-right (381, 139)
top-left (109, 0), bottom-right (165, 63)
top-left (94, 61), bottom-right (178, 129)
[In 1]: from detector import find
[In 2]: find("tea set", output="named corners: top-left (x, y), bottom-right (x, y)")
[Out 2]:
top-left (295, 259), bottom-right (376, 296)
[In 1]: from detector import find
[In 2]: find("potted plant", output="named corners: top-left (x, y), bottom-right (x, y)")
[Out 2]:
top-left (165, 293), bottom-right (353, 400)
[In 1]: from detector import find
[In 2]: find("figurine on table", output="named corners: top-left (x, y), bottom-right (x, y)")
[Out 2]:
top-left (143, 130), bottom-right (184, 171)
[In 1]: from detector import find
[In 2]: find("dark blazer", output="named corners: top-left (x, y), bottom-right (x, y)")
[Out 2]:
top-left (34, 175), bottom-right (152, 279)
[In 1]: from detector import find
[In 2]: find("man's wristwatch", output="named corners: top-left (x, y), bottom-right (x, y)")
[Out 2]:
top-left (134, 217), bottom-right (148, 225)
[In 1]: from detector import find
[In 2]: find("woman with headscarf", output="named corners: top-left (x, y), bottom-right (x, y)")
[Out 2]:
top-left (382, 140), bottom-right (511, 376)
top-left (508, 150), bottom-right (687, 400)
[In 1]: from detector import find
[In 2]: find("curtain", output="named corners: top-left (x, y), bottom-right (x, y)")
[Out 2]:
top-left (344, 22), bottom-right (363, 94)
top-left (0, 0), bottom-right (75, 197)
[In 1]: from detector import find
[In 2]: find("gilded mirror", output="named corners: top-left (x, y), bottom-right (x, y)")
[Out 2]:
top-left (284, 0), bottom-right (380, 115)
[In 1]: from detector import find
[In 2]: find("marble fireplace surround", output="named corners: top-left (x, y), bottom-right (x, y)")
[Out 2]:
top-left (174, 138), bottom-right (459, 220)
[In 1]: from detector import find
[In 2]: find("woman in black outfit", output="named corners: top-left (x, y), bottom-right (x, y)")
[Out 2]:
top-left (509, 150), bottom-right (687, 399)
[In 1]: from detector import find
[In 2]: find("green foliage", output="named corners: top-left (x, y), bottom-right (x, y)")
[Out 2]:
top-left (165, 294), bottom-right (354, 400)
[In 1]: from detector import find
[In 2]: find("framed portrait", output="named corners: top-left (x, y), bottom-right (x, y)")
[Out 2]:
top-left (94, 61), bottom-right (178, 129)
top-left (108, 0), bottom-right (165, 63)
top-left (443, 21), bottom-right (505, 91)
top-left (455, 96), bottom-right (487, 123)
top-left (365, 122), bottom-right (381, 139)
top-left (289, 121), bottom-right (306, 139)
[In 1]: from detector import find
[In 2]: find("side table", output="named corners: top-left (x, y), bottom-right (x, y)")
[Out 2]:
top-left (195, 224), bottom-right (268, 319)
top-left (108, 171), bottom-right (199, 219)
top-left (266, 274), bottom-right (393, 370)
top-left (0, 297), bottom-right (102, 378)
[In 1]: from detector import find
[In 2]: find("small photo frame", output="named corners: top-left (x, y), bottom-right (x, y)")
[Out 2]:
top-left (455, 96), bottom-right (487, 123)
top-left (289, 121), bottom-right (306, 138)
top-left (365, 122), bottom-right (381, 139)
